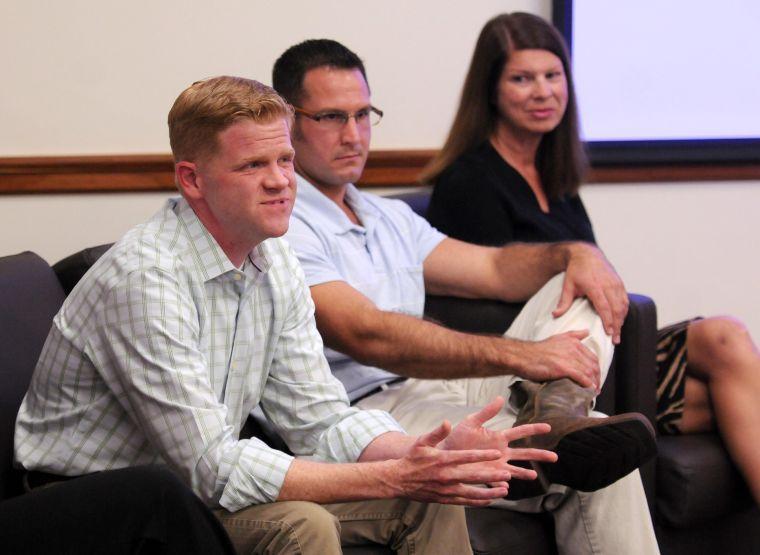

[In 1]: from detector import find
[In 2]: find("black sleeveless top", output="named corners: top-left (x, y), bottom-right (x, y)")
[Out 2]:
top-left (427, 142), bottom-right (595, 246)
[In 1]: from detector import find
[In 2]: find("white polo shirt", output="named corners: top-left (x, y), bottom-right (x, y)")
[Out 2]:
top-left (285, 176), bottom-right (446, 401)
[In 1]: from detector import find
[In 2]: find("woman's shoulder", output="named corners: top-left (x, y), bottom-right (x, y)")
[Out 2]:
top-left (439, 142), bottom-right (528, 198)
top-left (437, 143), bottom-right (505, 186)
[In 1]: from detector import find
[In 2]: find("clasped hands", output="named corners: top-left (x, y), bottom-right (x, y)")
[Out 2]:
top-left (395, 397), bottom-right (556, 506)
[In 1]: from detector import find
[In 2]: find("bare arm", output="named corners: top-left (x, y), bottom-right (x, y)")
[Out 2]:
top-left (311, 281), bottom-right (600, 387)
top-left (423, 238), bottom-right (629, 343)
top-left (423, 238), bottom-right (568, 302)
top-left (278, 438), bottom-right (509, 506)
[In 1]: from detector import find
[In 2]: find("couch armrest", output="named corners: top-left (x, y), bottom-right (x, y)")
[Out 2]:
top-left (424, 295), bottom-right (523, 335)
top-left (53, 243), bottom-right (113, 295)
top-left (614, 294), bottom-right (658, 424)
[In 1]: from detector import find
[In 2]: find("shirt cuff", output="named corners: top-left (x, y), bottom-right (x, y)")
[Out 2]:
top-left (218, 440), bottom-right (295, 512)
top-left (314, 408), bottom-right (405, 463)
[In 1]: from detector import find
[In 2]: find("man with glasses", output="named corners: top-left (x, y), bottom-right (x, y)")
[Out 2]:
top-left (275, 39), bottom-right (660, 555)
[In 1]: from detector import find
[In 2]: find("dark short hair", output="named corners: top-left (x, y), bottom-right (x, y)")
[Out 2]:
top-left (272, 39), bottom-right (369, 106)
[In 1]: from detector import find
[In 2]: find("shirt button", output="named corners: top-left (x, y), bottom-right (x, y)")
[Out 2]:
top-left (233, 273), bottom-right (242, 281)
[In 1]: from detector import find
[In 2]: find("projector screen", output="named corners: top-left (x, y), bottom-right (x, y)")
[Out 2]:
top-left (552, 0), bottom-right (760, 165)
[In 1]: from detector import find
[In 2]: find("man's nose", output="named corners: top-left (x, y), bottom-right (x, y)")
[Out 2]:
top-left (262, 164), bottom-right (290, 189)
top-left (341, 115), bottom-right (362, 143)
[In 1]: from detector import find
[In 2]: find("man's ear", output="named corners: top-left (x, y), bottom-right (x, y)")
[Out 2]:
top-left (175, 161), bottom-right (203, 200)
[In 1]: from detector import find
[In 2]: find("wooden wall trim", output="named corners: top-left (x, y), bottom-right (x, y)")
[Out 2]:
top-left (0, 155), bottom-right (176, 194)
top-left (1, 151), bottom-right (759, 194)
top-left (589, 163), bottom-right (760, 183)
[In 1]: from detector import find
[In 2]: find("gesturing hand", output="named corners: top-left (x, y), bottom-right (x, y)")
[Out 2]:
top-left (394, 398), bottom-right (557, 505)
top-left (554, 244), bottom-right (628, 344)
top-left (394, 418), bottom-right (512, 506)
top-left (441, 397), bottom-right (558, 482)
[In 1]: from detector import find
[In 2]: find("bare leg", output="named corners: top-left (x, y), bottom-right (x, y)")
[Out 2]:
top-left (678, 376), bottom-right (714, 433)
top-left (681, 316), bottom-right (760, 504)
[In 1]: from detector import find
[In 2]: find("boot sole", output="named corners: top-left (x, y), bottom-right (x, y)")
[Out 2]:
top-left (540, 414), bottom-right (657, 492)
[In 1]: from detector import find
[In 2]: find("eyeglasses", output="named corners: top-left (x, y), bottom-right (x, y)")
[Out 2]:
top-left (294, 106), bottom-right (383, 130)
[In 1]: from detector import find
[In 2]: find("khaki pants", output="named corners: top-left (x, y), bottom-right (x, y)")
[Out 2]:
top-left (214, 498), bottom-right (470, 555)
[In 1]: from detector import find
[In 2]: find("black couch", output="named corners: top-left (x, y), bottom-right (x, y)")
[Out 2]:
top-left (1, 187), bottom-right (758, 553)
top-left (0, 252), bottom-right (66, 501)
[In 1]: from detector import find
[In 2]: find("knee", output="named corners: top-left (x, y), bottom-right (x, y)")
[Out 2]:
top-left (216, 501), bottom-right (340, 553)
top-left (282, 501), bottom-right (338, 528)
top-left (688, 316), bottom-right (757, 374)
top-left (404, 501), bottom-right (470, 553)
top-left (222, 501), bottom-right (340, 554)
top-left (425, 502), bottom-right (467, 532)
top-left (542, 272), bottom-right (567, 304)
top-left (277, 501), bottom-right (341, 544)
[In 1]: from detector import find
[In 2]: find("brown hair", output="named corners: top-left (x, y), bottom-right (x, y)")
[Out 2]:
top-left (168, 76), bottom-right (294, 163)
top-left (421, 12), bottom-right (586, 198)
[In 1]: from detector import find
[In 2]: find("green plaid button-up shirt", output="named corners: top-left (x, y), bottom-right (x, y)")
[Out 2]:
top-left (15, 197), bottom-right (402, 511)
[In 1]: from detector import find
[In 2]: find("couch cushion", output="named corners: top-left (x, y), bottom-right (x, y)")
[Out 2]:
top-left (0, 252), bottom-right (66, 500)
top-left (656, 434), bottom-right (753, 527)
top-left (389, 188), bottom-right (432, 218)
top-left (52, 243), bottom-right (113, 295)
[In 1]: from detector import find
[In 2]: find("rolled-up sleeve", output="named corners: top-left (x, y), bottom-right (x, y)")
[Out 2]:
top-left (217, 436), bottom-right (294, 511)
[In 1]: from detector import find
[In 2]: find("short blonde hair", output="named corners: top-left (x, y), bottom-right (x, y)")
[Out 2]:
top-left (168, 76), bottom-right (294, 162)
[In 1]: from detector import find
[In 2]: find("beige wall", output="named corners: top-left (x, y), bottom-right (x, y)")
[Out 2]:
top-left (2, 0), bottom-right (759, 338)
top-left (0, 0), bottom-right (547, 155)
top-left (582, 182), bottom-right (760, 336)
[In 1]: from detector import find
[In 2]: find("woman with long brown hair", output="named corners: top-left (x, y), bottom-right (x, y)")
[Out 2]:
top-left (425, 11), bottom-right (760, 505)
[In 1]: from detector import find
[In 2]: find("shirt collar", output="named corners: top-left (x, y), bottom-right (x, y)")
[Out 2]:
top-left (295, 174), bottom-right (379, 235)
top-left (247, 243), bottom-right (272, 275)
top-left (172, 197), bottom-right (272, 281)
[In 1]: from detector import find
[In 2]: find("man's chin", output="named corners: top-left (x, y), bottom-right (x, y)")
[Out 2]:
top-left (260, 214), bottom-right (293, 239)
top-left (334, 167), bottom-right (365, 186)
top-left (274, 218), bottom-right (293, 237)
top-left (259, 225), bottom-right (290, 242)
top-left (295, 166), bottom-right (357, 189)
top-left (332, 155), bottom-right (366, 180)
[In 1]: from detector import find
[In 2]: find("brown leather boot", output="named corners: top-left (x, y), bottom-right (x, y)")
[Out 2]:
top-left (506, 378), bottom-right (656, 500)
